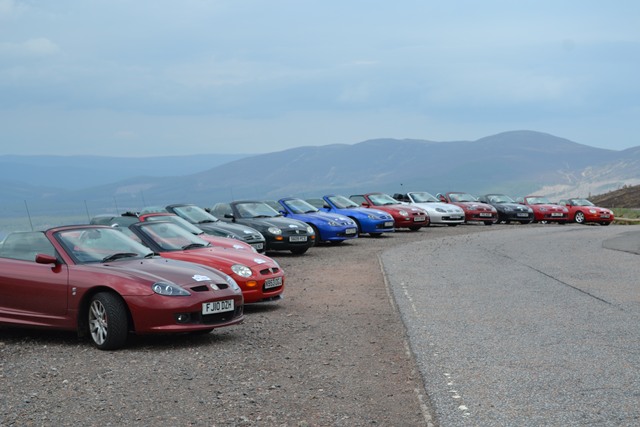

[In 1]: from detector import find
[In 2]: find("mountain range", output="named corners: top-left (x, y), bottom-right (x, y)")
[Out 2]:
top-left (2, 130), bottom-right (639, 219)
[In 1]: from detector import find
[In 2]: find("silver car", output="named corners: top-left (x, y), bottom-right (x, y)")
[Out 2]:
top-left (393, 191), bottom-right (465, 226)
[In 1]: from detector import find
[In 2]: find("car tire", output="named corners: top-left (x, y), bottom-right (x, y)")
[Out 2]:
top-left (369, 232), bottom-right (383, 237)
top-left (575, 211), bottom-right (586, 224)
top-left (88, 292), bottom-right (129, 350)
top-left (408, 226), bottom-right (421, 231)
top-left (350, 218), bottom-right (363, 235)
top-left (601, 222), bottom-right (610, 226)
top-left (290, 247), bottom-right (308, 255)
top-left (310, 225), bottom-right (321, 245)
top-left (484, 221), bottom-right (493, 226)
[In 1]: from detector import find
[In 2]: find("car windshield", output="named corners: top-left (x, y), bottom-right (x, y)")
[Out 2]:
top-left (55, 227), bottom-right (152, 264)
top-left (368, 194), bottom-right (398, 206)
top-left (328, 195), bottom-right (359, 209)
top-left (527, 197), bottom-right (551, 205)
top-left (449, 193), bottom-right (476, 202)
top-left (143, 214), bottom-right (205, 235)
top-left (283, 199), bottom-right (318, 214)
top-left (137, 222), bottom-right (210, 251)
top-left (488, 194), bottom-right (515, 204)
top-left (571, 199), bottom-right (594, 206)
top-left (172, 205), bottom-right (220, 224)
top-left (409, 192), bottom-right (438, 203)
top-left (235, 202), bottom-right (281, 218)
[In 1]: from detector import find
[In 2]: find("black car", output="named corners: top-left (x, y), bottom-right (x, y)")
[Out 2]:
top-left (477, 194), bottom-right (534, 224)
top-left (141, 204), bottom-right (266, 252)
top-left (209, 201), bottom-right (316, 255)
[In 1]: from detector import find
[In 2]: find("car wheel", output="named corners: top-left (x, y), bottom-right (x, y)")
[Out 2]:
top-left (601, 222), bottom-right (610, 226)
top-left (290, 247), bottom-right (308, 255)
top-left (350, 218), bottom-right (363, 235)
top-left (369, 232), bottom-right (383, 237)
top-left (484, 221), bottom-right (493, 226)
top-left (408, 226), bottom-right (421, 231)
top-left (88, 292), bottom-right (129, 350)
top-left (575, 211), bottom-right (585, 224)
top-left (504, 220), bottom-right (511, 224)
top-left (310, 225), bottom-right (321, 245)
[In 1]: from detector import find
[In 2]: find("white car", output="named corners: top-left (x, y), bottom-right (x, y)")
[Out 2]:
top-left (393, 191), bottom-right (465, 226)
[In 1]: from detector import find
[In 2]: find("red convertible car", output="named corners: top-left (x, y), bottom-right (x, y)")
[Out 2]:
top-left (349, 193), bottom-right (429, 230)
top-left (0, 225), bottom-right (244, 350)
top-left (126, 221), bottom-right (285, 303)
top-left (436, 192), bottom-right (498, 225)
top-left (558, 198), bottom-right (614, 225)
top-left (517, 195), bottom-right (569, 223)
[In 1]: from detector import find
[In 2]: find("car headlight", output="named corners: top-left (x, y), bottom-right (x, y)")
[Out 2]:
top-left (152, 282), bottom-right (190, 296)
top-left (222, 274), bottom-right (242, 292)
top-left (231, 264), bottom-right (253, 278)
top-left (306, 226), bottom-right (314, 234)
top-left (589, 209), bottom-right (597, 214)
top-left (398, 210), bottom-right (408, 216)
top-left (267, 226), bottom-right (282, 235)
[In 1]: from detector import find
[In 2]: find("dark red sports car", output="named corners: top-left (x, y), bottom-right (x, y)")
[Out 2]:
top-left (0, 225), bottom-right (244, 350)
top-left (517, 195), bottom-right (569, 223)
top-left (558, 198), bottom-right (614, 225)
top-left (436, 192), bottom-right (498, 225)
top-left (349, 193), bottom-right (429, 230)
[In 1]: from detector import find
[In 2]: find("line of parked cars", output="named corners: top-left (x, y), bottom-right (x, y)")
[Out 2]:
top-left (0, 190), bottom-right (614, 350)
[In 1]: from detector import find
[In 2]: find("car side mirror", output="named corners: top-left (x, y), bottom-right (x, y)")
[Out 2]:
top-left (36, 254), bottom-right (58, 265)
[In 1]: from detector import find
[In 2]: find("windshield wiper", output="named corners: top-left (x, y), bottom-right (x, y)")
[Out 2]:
top-left (182, 243), bottom-right (207, 250)
top-left (198, 219), bottom-right (215, 223)
top-left (102, 252), bottom-right (139, 263)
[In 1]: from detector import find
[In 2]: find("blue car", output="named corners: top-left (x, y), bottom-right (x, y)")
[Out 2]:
top-left (306, 195), bottom-right (395, 237)
top-left (266, 198), bottom-right (359, 244)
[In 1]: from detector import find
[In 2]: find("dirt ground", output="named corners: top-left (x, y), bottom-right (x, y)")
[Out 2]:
top-left (0, 226), bottom-right (484, 426)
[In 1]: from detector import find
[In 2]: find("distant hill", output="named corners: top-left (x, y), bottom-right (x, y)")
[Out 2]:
top-left (0, 153), bottom-right (251, 191)
top-left (2, 130), bottom-right (640, 219)
top-left (590, 184), bottom-right (640, 208)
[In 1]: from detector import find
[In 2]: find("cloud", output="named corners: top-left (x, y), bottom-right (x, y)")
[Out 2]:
top-left (0, 37), bottom-right (60, 57)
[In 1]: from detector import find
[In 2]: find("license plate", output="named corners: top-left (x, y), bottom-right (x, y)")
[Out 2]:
top-left (551, 212), bottom-right (563, 217)
top-left (600, 214), bottom-right (610, 218)
top-left (252, 242), bottom-right (264, 250)
top-left (479, 212), bottom-right (492, 217)
top-left (384, 221), bottom-right (394, 227)
top-left (290, 235), bottom-right (307, 242)
top-left (202, 299), bottom-right (234, 315)
top-left (517, 213), bottom-right (529, 217)
top-left (414, 216), bottom-right (426, 222)
top-left (264, 277), bottom-right (282, 289)
top-left (345, 228), bottom-right (357, 235)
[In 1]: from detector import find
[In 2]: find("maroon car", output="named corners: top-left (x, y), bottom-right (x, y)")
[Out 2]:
top-left (349, 193), bottom-right (429, 230)
top-left (517, 195), bottom-right (569, 223)
top-left (436, 192), bottom-right (498, 225)
top-left (0, 225), bottom-right (244, 350)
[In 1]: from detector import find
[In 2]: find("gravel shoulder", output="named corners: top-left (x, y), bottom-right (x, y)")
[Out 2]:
top-left (0, 226), bottom-right (485, 426)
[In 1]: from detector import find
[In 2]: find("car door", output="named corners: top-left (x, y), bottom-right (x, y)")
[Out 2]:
top-left (0, 233), bottom-right (70, 325)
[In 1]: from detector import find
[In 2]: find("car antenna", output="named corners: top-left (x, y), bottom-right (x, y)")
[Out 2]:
top-left (24, 200), bottom-right (34, 231)
top-left (84, 200), bottom-right (91, 223)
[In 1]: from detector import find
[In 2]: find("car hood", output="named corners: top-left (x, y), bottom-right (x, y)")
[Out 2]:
top-left (88, 257), bottom-right (232, 293)
top-left (410, 202), bottom-right (463, 212)
top-left (238, 216), bottom-right (309, 231)
top-left (163, 248), bottom-right (278, 269)
top-left (286, 211), bottom-right (353, 224)
top-left (198, 221), bottom-right (262, 238)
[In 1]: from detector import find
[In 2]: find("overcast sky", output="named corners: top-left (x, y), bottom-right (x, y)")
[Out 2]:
top-left (1, 1), bottom-right (639, 156)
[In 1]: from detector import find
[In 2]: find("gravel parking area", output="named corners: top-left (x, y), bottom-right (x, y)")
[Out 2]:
top-left (1, 226), bottom-right (487, 426)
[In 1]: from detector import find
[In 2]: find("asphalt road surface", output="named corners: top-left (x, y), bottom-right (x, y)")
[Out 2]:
top-left (381, 224), bottom-right (640, 426)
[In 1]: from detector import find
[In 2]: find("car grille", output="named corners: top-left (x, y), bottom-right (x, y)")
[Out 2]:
top-left (259, 267), bottom-right (281, 275)
top-left (200, 306), bottom-right (243, 324)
